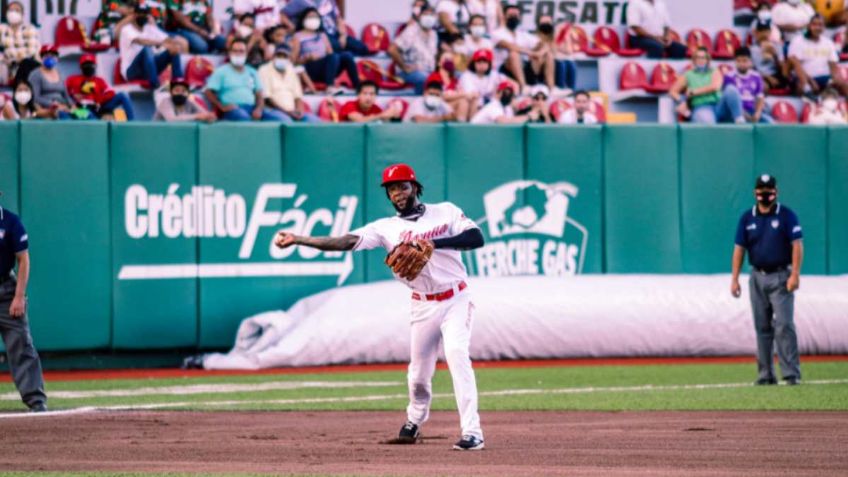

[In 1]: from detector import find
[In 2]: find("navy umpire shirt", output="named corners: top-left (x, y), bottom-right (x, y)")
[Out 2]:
top-left (0, 207), bottom-right (28, 278)
top-left (734, 203), bottom-right (802, 270)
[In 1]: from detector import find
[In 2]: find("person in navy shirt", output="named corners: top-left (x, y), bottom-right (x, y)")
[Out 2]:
top-left (731, 174), bottom-right (803, 386)
top-left (0, 201), bottom-right (47, 411)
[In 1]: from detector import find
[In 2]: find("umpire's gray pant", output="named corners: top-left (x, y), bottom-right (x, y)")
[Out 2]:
top-left (749, 268), bottom-right (801, 381)
top-left (0, 278), bottom-right (46, 408)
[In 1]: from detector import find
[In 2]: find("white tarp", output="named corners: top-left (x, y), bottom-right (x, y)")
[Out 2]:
top-left (202, 275), bottom-right (848, 369)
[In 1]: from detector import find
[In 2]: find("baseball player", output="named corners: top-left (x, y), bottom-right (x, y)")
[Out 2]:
top-left (274, 163), bottom-right (486, 451)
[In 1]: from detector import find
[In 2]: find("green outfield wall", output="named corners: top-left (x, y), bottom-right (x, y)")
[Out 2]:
top-left (0, 123), bottom-right (844, 352)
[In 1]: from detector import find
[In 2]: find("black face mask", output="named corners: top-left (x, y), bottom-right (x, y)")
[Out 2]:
top-left (538, 23), bottom-right (553, 35)
top-left (172, 94), bottom-right (188, 106)
top-left (756, 191), bottom-right (776, 207)
top-left (135, 15), bottom-right (148, 27)
top-left (397, 201), bottom-right (425, 219)
top-left (500, 91), bottom-right (514, 106)
top-left (81, 64), bottom-right (96, 77)
top-left (506, 16), bottom-right (521, 31)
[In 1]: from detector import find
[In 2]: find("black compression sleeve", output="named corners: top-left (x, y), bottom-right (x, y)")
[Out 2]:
top-left (432, 228), bottom-right (484, 251)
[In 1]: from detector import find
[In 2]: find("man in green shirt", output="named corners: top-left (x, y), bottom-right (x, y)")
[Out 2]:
top-left (669, 47), bottom-right (745, 124)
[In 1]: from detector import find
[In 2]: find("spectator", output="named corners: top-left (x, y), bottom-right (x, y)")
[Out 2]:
top-left (404, 77), bottom-right (455, 122)
top-left (436, 0), bottom-right (476, 45)
top-left (154, 77), bottom-right (216, 122)
top-left (724, 47), bottom-right (772, 123)
top-left (120, 4), bottom-right (184, 90)
top-left (264, 25), bottom-right (288, 59)
top-left (227, 13), bottom-right (268, 68)
top-left (518, 84), bottom-right (553, 123)
top-left (66, 54), bottom-right (136, 121)
top-left (788, 15), bottom-right (848, 96)
top-left (669, 47), bottom-right (745, 124)
top-left (430, 50), bottom-right (476, 121)
top-left (259, 44), bottom-right (321, 123)
top-left (0, 1), bottom-right (41, 85)
top-left (282, 0), bottom-right (370, 56)
top-left (454, 14), bottom-right (494, 70)
top-left (557, 89), bottom-right (599, 124)
top-left (28, 45), bottom-right (94, 120)
top-left (459, 48), bottom-right (504, 111)
top-left (750, 2), bottom-right (783, 44)
top-left (751, 19), bottom-right (790, 91)
top-left (535, 14), bottom-right (574, 93)
top-left (339, 80), bottom-right (402, 122)
top-left (470, 80), bottom-right (532, 124)
top-left (808, 87), bottom-right (848, 124)
top-left (389, 2), bottom-right (439, 95)
top-left (232, 0), bottom-right (281, 32)
top-left (0, 92), bottom-right (16, 119)
top-left (476, 0), bottom-right (504, 34)
top-left (292, 7), bottom-right (360, 94)
top-left (170, 0), bottom-right (227, 54)
top-left (772, 0), bottom-right (816, 43)
top-left (92, 0), bottom-right (134, 47)
top-left (204, 38), bottom-right (287, 121)
top-left (492, 5), bottom-right (550, 93)
top-left (10, 80), bottom-right (43, 119)
top-left (626, 0), bottom-right (687, 59)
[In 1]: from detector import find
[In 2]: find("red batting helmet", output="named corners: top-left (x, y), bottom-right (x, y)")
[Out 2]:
top-left (381, 163), bottom-right (417, 186)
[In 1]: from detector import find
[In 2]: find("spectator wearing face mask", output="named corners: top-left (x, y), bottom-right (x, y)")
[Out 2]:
top-left (66, 54), bottom-right (136, 121)
top-left (454, 14), bottom-right (494, 71)
top-left (340, 80), bottom-right (403, 122)
top-left (0, 1), bottom-right (41, 85)
top-left (120, 4), bottom-right (184, 90)
top-left (626, 0), bottom-right (687, 59)
top-left (750, 2), bottom-right (783, 44)
top-left (292, 7), bottom-right (360, 95)
top-left (670, 47), bottom-right (746, 124)
top-left (492, 5), bottom-right (551, 93)
top-left (28, 45), bottom-right (94, 120)
top-left (751, 19), bottom-right (790, 91)
top-left (517, 84), bottom-right (552, 123)
top-left (471, 80), bottom-right (533, 124)
top-left (535, 15), bottom-right (574, 94)
top-left (10, 81), bottom-right (44, 119)
top-left (788, 14), bottom-right (848, 96)
top-left (155, 77), bottom-right (216, 122)
top-left (405, 77), bottom-right (455, 122)
top-left (557, 90), bottom-right (598, 125)
top-left (772, 0), bottom-right (816, 43)
top-left (282, 0), bottom-right (370, 56)
top-left (227, 13), bottom-right (268, 68)
top-left (724, 47), bottom-right (772, 123)
top-left (808, 87), bottom-right (848, 124)
top-left (459, 48), bottom-right (506, 110)
top-left (259, 44), bottom-right (321, 123)
top-left (204, 38), bottom-right (287, 121)
top-left (170, 0), bottom-right (227, 54)
top-left (431, 50), bottom-right (476, 121)
top-left (389, 2), bottom-right (439, 95)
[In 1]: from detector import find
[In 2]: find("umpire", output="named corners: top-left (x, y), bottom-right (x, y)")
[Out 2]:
top-left (731, 174), bottom-right (803, 386)
top-left (0, 198), bottom-right (47, 411)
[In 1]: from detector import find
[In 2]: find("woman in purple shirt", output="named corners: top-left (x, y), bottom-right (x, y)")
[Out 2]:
top-left (291, 8), bottom-right (360, 94)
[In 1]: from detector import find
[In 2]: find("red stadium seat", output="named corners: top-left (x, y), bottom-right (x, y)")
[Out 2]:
top-left (386, 98), bottom-right (409, 120)
top-left (771, 100), bottom-right (799, 124)
top-left (113, 58), bottom-right (171, 89)
top-left (622, 33), bottom-right (646, 56)
top-left (317, 98), bottom-right (342, 122)
top-left (184, 56), bottom-right (214, 89)
top-left (589, 96), bottom-right (607, 123)
top-left (555, 24), bottom-right (588, 53)
top-left (549, 98), bottom-right (571, 122)
top-left (592, 26), bottom-right (643, 57)
top-left (358, 60), bottom-right (408, 90)
top-left (800, 102), bottom-right (813, 123)
top-left (713, 29), bottom-right (741, 59)
top-left (300, 100), bottom-right (313, 114)
top-left (686, 28), bottom-right (713, 57)
top-left (361, 22), bottom-right (390, 54)
top-left (644, 62), bottom-right (677, 93)
top-left (54, 16), bottom-right (86, 48)
top-left (619, 61), bottom-right (648, 90)
top-left (837, 64), bottom-right (848, 82)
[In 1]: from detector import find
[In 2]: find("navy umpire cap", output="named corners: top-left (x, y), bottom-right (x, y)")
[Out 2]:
top-left (755, 174), bottom-right (777, 189)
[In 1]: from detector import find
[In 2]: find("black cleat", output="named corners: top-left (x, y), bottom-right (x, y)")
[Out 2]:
top-left (785, 377), bottom-right (801, 386)
top-left (29, 403), bottom-right (48, 413)
top-left (453, 435), bottom-right (484, 451)
top-left (754, 378), bottom-right (777, 386)
top-left (397, 421), bottom-right (420, 444)
top-left (181, 355), bottom-right (204, 370)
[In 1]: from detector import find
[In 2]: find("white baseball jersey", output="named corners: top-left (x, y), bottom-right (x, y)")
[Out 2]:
top-left (351, 202), bottom-right (478, 294)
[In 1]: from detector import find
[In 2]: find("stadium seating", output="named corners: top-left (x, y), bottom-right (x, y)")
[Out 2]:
top-left (686, 28), bottom-right (712, 56)
top-left (771, 100), bottom-right (799, 123)
top-left (54, 16), bottom-right (110, 53)
top-left (712, 29), bottom-right (741, 59)
top-left (387, 97), bottom-right (409, 120)
top-left (357, 60), bottom-right (408, 90)
top-left (800, 102), bottom-right (813, 123)
top-left (361, 23), bottom-right (390, 54)
top-left (185, 57), bottom-right (214, 89)
top-left (556, 24), bottom-right (589, 54)
top-left (619, 62), bottom-right (648, 90)
top-left (317, 97), bottom-right (342, 122)
top-left (644, 63), bottom-right (677, 93)
top-left (549, 98), bottom-right (571, 121)
top-left (591, 26), bottom-right (644, 57)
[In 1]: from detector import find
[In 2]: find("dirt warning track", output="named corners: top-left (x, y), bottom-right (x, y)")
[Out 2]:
top-left (1, 410), bottom-right (846, 476)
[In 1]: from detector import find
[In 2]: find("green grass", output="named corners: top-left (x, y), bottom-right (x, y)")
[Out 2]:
top-left (1, 361), bottom-right (846, 413)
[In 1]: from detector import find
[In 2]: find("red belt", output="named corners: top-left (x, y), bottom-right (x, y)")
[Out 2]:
top-left (412, 281), bottom-right (466, 302)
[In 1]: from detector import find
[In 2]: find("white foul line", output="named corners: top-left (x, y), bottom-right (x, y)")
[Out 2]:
top-left (1, 379), bottom-right (845, 419)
